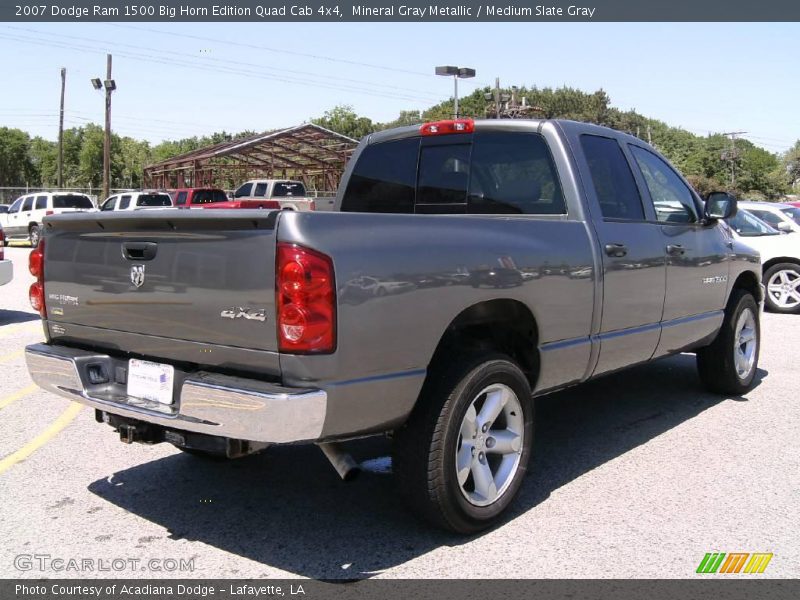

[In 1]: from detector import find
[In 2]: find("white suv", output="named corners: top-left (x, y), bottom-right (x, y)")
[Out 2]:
top-left (2, 192), bottom-right (95, 246)
top-left (100, 191), bottom-right (173, 211)
top-left (0, 225), bottom-right (12, 285)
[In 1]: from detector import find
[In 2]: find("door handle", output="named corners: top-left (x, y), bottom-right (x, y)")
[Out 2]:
top-left (666, 244), bottom-right (685, 256)
top-left (604, 243), bottom-right (628, 258)
top-left (122, 242), bottom-right (158, 261)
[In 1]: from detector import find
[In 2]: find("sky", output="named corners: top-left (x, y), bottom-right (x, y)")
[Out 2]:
top-left (0, 22), bottom-right (797, 154)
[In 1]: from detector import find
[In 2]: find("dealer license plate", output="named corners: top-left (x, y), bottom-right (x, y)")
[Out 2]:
top-left (127, 359), bottom-right (175, 405)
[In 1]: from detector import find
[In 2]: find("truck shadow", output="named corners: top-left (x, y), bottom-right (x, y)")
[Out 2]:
top-left (0, 309), bottom-right (39, 326)
top-left (87, 353), bottom-right (766, 580)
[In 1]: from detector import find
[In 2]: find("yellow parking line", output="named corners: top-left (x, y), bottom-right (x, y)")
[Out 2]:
top-left (0, 403), bottom-right (83, 475)
top-left (0, 349), bottom-right (25, 364)
top-left (0, 383), bottom-right (38, 409)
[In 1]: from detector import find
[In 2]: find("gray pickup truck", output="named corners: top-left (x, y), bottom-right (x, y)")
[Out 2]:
top-left (26, 119), bottom-right (762, 533)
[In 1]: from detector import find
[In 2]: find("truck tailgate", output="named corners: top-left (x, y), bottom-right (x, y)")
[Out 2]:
top-left (43, 210), bottom-right (280, 353)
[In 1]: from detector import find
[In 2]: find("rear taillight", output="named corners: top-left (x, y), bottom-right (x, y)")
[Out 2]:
top-left (420, 119), bottom-right (474, 136)
top-left (276, 242), bottom-right (336, 354)
top-left (45, 210), bottom-right (54, 216)
top-left (29, 239), bottom-right (46, 318)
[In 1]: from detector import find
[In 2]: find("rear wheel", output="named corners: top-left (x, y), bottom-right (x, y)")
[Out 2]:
top-left (29, 224), bottom-right (41, 248)
top-left (764, 263), bottom-right (800, 314)
top-left (697, 289), bottom-right (760, 395)
top-left (393, 353), bottom-right (534, 534)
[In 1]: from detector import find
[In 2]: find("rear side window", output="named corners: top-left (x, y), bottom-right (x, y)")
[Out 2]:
top-left (22, 197), bottom-right (33, 211)
top-left (233, 183), bottom-right (253, 198)
top-left (53, 195), bottom-right (93, 209)
top-left (35, 195), bottom-right (47, 210)
top-left (119, 195), bottom-right (132, 209)
top-left (469, 132), bottom-right (565, 215)
top-left (253, 183), bottom-right (268, 197)
top-left (580, 135), bottom-right (644, 221)
top-left (273, 182), bottom-right (306, 197)
top-left (136, 194), bottom-right (171, 207)
top-left (341, 138), bottom-right (419, 213)
top-left (176, 191), bottom-right (188, 205)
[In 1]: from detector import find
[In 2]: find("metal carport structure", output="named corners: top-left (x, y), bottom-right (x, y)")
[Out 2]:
top-left (143, 123), bottom-right (359, 194)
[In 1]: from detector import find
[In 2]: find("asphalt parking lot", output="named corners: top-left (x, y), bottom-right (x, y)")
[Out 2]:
top-left (0, 244), bottom-right (797, 580)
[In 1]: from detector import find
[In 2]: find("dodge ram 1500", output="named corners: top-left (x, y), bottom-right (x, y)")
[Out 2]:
top-left (26, 119), bottom-right (762, 532)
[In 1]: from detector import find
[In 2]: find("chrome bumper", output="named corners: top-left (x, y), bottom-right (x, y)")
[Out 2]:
top-left (25, 343), bottom-right (326, 443)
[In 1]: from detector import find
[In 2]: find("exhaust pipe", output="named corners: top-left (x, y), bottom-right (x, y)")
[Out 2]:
top-left (317, 442), bottom-right (360, 481)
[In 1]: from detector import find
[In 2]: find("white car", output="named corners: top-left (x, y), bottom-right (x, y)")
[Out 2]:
top-left (100, 191), bottom-right (173, 211)
top-left (739, 201), bottom-right (800, 234)
top-left (232, 179), bottom-right (315, 211)
top-left (728, 208), bottom-right (800, 313)
top-left (2, 192), bottom-right (96, 246)
top-left (0, 225), bottom-right (12, 285)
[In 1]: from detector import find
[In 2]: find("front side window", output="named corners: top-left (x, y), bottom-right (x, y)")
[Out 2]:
top-left (233, 183), bottom-right (253, 198)
top-left (35, 195), bottom-right (47, 210)
top-left (629, 145), bottom-right (699, 224)
top-left (729, 210), bottom-right (780, 236)
top-left (580, 135), bottom-right (644, 221)
top-left (781, 206), bottom-right (800, 226)
top-left (468, 132), bottom-right (565, 215)
top-left (9, 198), bottom-right (23, 213)
top-left (101, 197), bottom-right (117, 211)
top-left (176, 191), bottom-right (188, 205)
top-left (341, 138), bottom-right (419, 213)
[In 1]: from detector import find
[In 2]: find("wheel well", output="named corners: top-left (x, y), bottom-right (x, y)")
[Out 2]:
top-left (730, 269), bottom-right (762, 304)
top-left (762, 257), bottom-right (800, 277)
top-left (427, 299), bottom-right (539, 387)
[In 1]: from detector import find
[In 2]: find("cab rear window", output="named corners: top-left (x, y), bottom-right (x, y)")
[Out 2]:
top-left (52, 195), bottom-right (93, 209)
top-left (341, 132), bottom-right (565, 215)
top-left (136, 194), bottom-right (172, 207)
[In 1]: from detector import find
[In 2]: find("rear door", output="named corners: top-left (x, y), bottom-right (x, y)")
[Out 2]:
top-left (577, 134), bottom-right (667, 375)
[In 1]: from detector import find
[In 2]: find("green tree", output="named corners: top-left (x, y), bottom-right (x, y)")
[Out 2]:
top-left (0, 127), bottom-right (35, 187)
top-left (312, 105), bottom-right (376, 140)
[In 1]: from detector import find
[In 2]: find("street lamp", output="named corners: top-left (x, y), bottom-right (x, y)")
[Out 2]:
top-left (90, 54), bottom-right (115, 202)
top-left (435, 65), bottom-right (476, 119)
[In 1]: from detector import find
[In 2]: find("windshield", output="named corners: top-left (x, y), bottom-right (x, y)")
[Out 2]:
top-left (136, 194), bottom-right (172, 207)
top-left (730, 209), bottom-right (781, 236)
top-left (780, 206), bottom-right (800, 227)
top-left (272, 182), bottom-right (306, 197)
top-left (52, 194), bottom-right (94, 209)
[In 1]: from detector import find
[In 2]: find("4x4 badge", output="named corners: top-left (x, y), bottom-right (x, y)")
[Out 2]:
top-left (130, 264), bottom-right (145, 288)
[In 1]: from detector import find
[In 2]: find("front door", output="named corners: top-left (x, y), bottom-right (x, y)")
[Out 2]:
top-left (627, 144), bottom-right (731, 356)
top-left (578, 134), bottom-right (667, 375)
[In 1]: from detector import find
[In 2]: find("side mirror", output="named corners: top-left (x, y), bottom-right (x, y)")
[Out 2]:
top-left (704, 191), bottom-right (737, 222)
top-left (777, 221), bottom-right (793, 233)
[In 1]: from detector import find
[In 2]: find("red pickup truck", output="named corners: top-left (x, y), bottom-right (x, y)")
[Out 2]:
top-left (171, 188), bottom-right (229, 208)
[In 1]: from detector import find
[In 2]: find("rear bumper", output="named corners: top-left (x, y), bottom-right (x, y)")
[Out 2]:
top-left (0, 259), bottom-right (12, 286)
top-left (25, 343), bottom-right (326, 444)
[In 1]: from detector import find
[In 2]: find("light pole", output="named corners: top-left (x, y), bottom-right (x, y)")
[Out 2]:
top-left (91, 53), bottom-right (115, 202)
top-left (435, 65), bottom-right (476, 119)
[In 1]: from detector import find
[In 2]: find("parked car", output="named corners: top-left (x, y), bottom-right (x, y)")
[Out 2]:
top-left (25, 119), bottom-right (761, 533)
top-left (739, 201), bottom-right (800, 233)
top-left (0, 225), bottom-right (11, 285)
top-left (728, 208), bottom-right (800, 313)
top-left (2, 192), bottom-right (95, 246)
top-left (219, 179), bottom-right (315, 211)
top-left (100, 191), bottom-right (173, 211)
top-left (170, 188), bottom-right (229, 208)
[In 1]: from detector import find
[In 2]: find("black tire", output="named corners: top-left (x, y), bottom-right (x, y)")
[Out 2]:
top-left (697, 289), bottom-right (760, 395)
top-left (29, 224), bottom-right (41, 248)
top-left (393, 353), bottom-right (534, 534)
top-left (763, 262), bottom-right (800, 314)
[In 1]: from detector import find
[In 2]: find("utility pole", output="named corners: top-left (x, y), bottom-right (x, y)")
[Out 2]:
top-left (721, 131), bottom-right (746, 189)
top-left (103, 54), bottom-right (112, 201)
top-left (494, 77), bottom-right (501, 118)
top-left (57, 67), bottom-right (66, 188)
